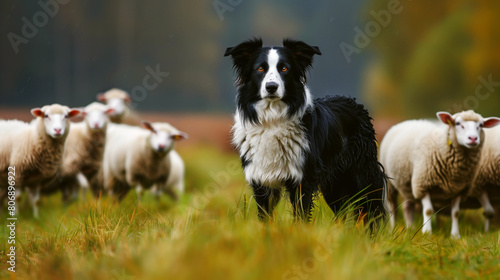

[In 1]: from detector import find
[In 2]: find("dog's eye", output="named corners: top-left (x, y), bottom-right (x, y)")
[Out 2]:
top-left (258, 67), bottom-right (264, 72)
top-left (282, 66), bottom-right (288, 72)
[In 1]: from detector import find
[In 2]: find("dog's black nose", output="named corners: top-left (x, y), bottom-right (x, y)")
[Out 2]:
top-left (266, 82), bottom-right (278, 94)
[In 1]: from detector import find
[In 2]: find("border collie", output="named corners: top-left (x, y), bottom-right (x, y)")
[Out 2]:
top-left (224, 38), bottom-right (386, 221)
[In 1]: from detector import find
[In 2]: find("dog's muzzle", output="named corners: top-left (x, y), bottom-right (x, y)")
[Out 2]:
top-left (265, 82), bottom-right (280, 99)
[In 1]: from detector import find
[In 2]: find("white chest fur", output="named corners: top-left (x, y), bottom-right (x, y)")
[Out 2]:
top-left (232, 101), bottom-right (308, 187)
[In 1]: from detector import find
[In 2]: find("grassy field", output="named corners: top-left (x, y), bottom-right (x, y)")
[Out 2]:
top-left (1, 145), bottom-right (500, 280)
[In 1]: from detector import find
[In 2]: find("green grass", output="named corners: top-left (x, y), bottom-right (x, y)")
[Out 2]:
top-left (1, 145), bottom-right (500, 279)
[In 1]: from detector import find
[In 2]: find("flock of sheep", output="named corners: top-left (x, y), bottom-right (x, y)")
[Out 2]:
top-left (1, 90), bottom-right (499, 239)
top-left (0, 89), bottom-right (187, 217)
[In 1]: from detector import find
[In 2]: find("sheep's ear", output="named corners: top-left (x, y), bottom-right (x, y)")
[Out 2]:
top-left (171, 132), bottom-right (188, 141)
top-left (31, 108), bottom-right (44, 118)
top-left (141, 121), bottom-right (156, 133)
top-left (124, 94), bottom-right (131, 103)
top-left (96, 93), bottom-right (107, 102)
top-left (105, 108), bottom-right (115, 115)
top-left (483, 117), bottom-right (500, 128)
top-left (80, 107), bottom-right (89, 116)
top-left (437, 112), bottom-right (454, 125)
top-left (67, 109), bottom-right (82, 118)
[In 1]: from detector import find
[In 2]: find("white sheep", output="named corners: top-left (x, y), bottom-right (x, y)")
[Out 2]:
top-left (97, 88), bottom-right (141, 125)
top-left (42, 102), bottom-right (114, 202)
top-left (466, 125), bottom-right (500, 230)
top-left (0, 104), bottom-right (81, 217)
top-left (381, 110), bottom-right (500, 238)
top-left (102, 121), bottom-right (187, 202)
top-left (0, 120), bottom-right (30, 134)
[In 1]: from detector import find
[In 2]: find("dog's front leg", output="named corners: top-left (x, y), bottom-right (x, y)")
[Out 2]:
top-left (287, 181), bottom-right (314, 222)
top-left (251, 183), bottom-right (282, 221)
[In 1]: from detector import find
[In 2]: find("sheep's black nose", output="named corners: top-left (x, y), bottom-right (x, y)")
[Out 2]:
top-left (266, 82), bottom-right (278, 94)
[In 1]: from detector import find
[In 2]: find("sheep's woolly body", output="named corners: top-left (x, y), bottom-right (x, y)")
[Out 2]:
top-left (381, 118), bottom-right (483, 202)
top-left (103, 123), bottom-right (184, 199)
top-left (165, 150), bottom-right (185, 194)
top-left (111, 110), bottom-right (140, 125)
top-left (0, 119), bottom-right (29, 135)
top-left (470, 126), bottom-right (500, 197)
top-left (0, 117), bottom-right (67, 188)
top-left (0, 120), bottom-right (26, 169)
top-left (125, 131), bottom-right (172, 188)
top-left (62, 122), bottom-right (106, 177)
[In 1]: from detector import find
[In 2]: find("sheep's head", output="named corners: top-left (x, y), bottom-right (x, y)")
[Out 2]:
top-left (81, 102), bottom-right (114, 131)
top-left (141, 121), bottom-right (188, 155)
top-left (97, 88), bottom-right (131, 118)
top-left (437, 110), bottom-right (500, 149)
top-left (31, 104), bottom-right (81, 139)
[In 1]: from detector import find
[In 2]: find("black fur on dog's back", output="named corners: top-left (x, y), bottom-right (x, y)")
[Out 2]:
top-left (302, 95), bottom-right (386, 217)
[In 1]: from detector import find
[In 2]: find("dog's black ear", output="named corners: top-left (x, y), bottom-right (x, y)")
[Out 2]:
top-left (224, 37), bottom-right (263, 57)
top-left (225, 38), bottom-right (263, 85)
top-left (283, 38), bottom-right (321, 56)
top-left (283, 39), bottom-right (321, 71)
top-left (224, 37), bottom-right (263, 69)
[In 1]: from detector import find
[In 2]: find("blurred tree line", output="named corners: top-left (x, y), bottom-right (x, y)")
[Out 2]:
top-left (363, 0), bottom-right (500, 119)
top-left (0, 0), bottom-right (224, 111)
top-left (0, 0), bottom-right (367, 113)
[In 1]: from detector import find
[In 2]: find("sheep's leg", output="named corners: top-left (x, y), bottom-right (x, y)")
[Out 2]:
top-left (135, 185), bottom-right (143, 203)
top-left (112, 180), bottom-right (130, 202)
top-left (389, 213), bottom-right (396, 230)
top-left (26, 186), bottom-right (41, 218)
top-left (421, 193), bottom-right (433, 234)
top-left (162, 185), bottom-right (179, 201)
top-left (91, 169), bottom-right (105, 198)
top-left (60, 176), bottom-right (79, 204)
top-left (173, 177), bottom-right (184, 196)
top-left (450, 196), bottom-right (461, 238)
top-left (402, 200), bottom-right (415, 228)
top-left (150, 185), bottom-right (161, 201)
top-left (156, 186), bottom-right (164, 201)
top-left (62, 185), bottom-right (70, 203)
top-left (478, 191), bottom-right (494, 232)
top-left (76, 173), bottom-right (89, 202)
top-left (387, 183), bottom-right (399, 229)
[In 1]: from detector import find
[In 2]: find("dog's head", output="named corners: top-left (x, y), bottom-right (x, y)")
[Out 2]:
top-left (225, 38), bottom-right (321, 100)
top-left (225, 38), bottom-right (321, 122)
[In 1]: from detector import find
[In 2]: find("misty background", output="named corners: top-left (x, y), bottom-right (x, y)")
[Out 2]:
top-left (1, 0), bottom-right (499, 119)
